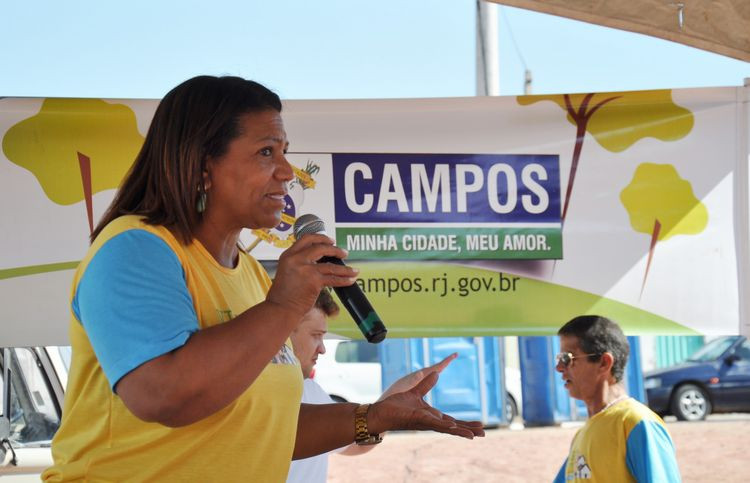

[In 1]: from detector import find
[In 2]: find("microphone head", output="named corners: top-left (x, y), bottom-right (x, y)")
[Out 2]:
top-left (293, 214), bottom-right (327, 239)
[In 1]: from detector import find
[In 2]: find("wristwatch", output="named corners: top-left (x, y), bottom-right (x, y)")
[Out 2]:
top-left (354, 404), bottom-right (383, 445)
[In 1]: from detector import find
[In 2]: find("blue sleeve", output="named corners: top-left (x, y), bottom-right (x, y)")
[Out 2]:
top-left (73, 229), bottom-right (199, 390)
top-left (553, 460), bottom-right (567, 482)
top-left (625, 420), bottom-right (681, 482)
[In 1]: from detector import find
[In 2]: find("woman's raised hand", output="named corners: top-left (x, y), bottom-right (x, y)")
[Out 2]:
top-left (266, 234), bottom-right (358, 318)
top-left (368, 371), bottom-right (485, 439)
top-left (379, 353), bottom-right (458, 400)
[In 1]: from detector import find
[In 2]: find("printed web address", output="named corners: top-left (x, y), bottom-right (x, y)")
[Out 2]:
top-left (356, 272), bottom-right (521, 297)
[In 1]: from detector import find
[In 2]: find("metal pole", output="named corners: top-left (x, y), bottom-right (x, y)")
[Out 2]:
top-left (476, 0), bottom-right (498, 426)
top-left (422, 339), bottom-right (433, 406)
top-left (1, 348), bottom-right (11, 441)
top-left (739, 78), bottom-right (750, 337)
top-left (474, 337), bottom-right (489, 425)
top-left (476, 0), bottom-right (499, 96)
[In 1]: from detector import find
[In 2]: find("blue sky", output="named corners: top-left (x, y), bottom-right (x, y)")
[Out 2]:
top-left (1, 0), bottom-right (749, 100)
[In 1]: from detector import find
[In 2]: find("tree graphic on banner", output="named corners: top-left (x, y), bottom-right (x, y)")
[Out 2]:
top-left (2, 98), bottom-right (144, 234)
top-left (620, 163), bottom-right (708, 298)
top-left (517, 90), bottom-right (694, 224)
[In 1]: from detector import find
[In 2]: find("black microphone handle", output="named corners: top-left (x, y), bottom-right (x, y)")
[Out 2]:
top-left (319, 255), bottom-right (387, 343)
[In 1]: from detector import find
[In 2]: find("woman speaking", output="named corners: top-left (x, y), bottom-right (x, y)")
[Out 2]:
top-left (43, 75), bottom-right (483, 482)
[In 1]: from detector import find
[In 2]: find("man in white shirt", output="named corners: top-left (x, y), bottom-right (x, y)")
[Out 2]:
top-left (287, 289), bottom-right (455, 483)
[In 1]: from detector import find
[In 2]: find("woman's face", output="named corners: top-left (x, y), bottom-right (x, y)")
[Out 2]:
top-left (205, 109), bottom-right (293, 230)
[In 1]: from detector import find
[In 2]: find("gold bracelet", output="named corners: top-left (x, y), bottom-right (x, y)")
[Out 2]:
top-left (354, 404), bottom-right (383, 445)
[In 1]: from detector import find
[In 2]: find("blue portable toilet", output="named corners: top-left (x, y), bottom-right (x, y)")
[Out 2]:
top-left (379, 337), bottom-right (508, 426)
top-left (654, 335), bottom-right (705, 368)
top-left (625, 336), bottom-right (646, 403)
top-left (518, 336), bottom-right (572, 425)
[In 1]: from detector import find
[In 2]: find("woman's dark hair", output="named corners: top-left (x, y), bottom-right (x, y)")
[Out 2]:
top-left (91, 75), bottom-right (282, 244)
top-left (558, 315), bottom-right (630, 382)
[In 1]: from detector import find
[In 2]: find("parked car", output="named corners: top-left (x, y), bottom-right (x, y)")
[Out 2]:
top-left (313, 339), bottom-right (523, 422)
top-left (1, 346), bottom-right (69, 480)
top-left (644, 335), bottom-right (750, 421)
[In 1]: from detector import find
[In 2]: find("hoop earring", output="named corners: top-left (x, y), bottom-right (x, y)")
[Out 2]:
top-left (197, 188), bottom-right (207, 214)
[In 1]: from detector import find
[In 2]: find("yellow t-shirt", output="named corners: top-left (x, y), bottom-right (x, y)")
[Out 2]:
top-left (43, 216), bottom-right (303, 482)
top-left (555, 398), bottom-right (680, 482)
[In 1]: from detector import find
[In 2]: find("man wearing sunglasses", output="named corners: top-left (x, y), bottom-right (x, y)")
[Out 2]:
top-left (553, 315), bottom-right (681, 482)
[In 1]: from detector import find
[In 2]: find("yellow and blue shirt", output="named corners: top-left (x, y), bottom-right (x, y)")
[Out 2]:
top-left (554, 397), bottom-right (680, 482)
top-left (43, 216), bottom-right (303, 482)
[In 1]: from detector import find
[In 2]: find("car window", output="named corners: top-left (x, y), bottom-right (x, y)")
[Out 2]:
top-left (57, 346), bottom-right (72, 371)
top-left (0, 348), bottom-right (60, 445)
top-left (334, 340), bottom-right (379, 363)
top-left (687, 336), bottom-right (737, 362)
top-left (732, 340), bottom-right (750, 361)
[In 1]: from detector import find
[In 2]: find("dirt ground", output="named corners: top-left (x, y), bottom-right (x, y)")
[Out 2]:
top-left (328, 415), bottom-right (750, 482)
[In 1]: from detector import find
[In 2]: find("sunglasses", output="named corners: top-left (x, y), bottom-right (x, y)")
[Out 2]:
top-left (555, 352), bottom-right (600, 367)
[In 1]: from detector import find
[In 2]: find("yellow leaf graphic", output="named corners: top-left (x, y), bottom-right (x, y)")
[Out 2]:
top-left (620, 163), bottom-right (708, 241)
top-left (620, 163), bottom-right (708, 298)
top-left (517, 90), bottom-right (694, 223)
top-left (2, 98), bottom-right (144, 205)
top-left (517, 90), bottom-right (693, 152)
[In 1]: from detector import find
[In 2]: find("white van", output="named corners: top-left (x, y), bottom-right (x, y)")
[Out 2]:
top-left (312, 339), bottom-right (382, 403)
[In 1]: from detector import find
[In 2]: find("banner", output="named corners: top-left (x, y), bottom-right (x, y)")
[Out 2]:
top-left (1, 87), bottom-right (747, 345)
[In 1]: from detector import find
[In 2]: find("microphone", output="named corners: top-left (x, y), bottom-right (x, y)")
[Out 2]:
top-left (293, 214), bottom-right (387, 344)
